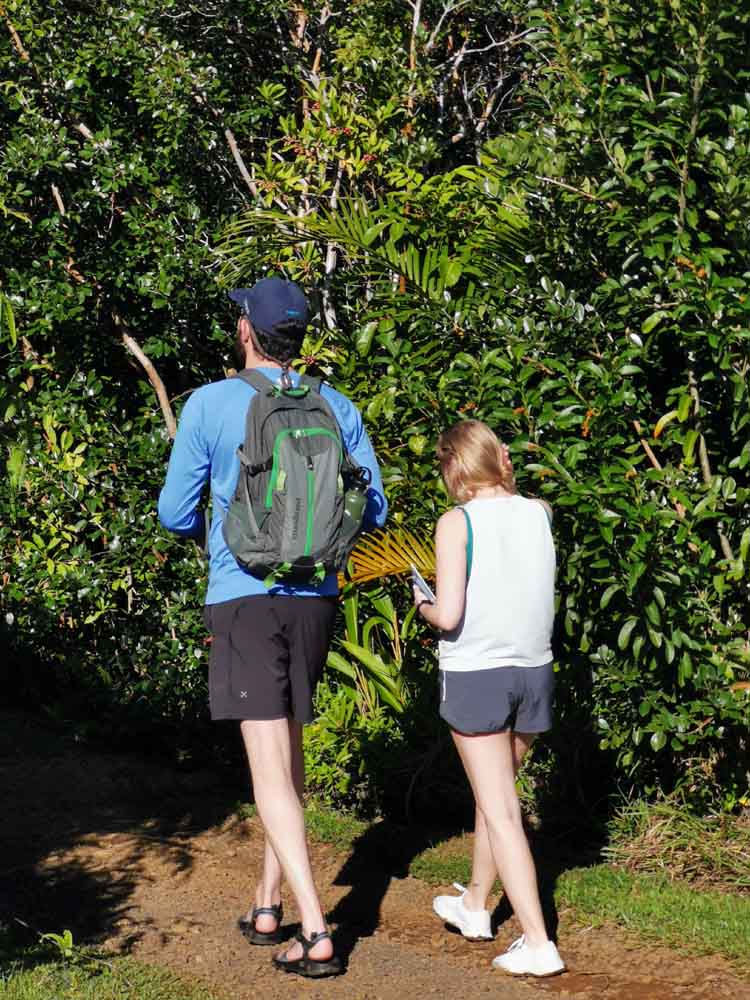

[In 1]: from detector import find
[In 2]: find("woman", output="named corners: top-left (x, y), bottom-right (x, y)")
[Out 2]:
top-left (414, 420), bottom-right (565, 978)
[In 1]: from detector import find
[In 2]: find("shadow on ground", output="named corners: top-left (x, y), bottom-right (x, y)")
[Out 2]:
top-left (326, 808), bottom-right (605, 967)
top-left (0, 706), bottom-right (607, 977)
top-left (0, 710), bottom-right (247, 956)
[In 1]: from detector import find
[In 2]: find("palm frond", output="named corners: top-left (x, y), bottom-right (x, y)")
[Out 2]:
top-left (217, 175), bottom-right (528, 318)
top-left (339, 527), bottom-right (435, 587)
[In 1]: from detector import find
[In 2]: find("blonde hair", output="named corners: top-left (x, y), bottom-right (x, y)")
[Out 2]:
top-left (437, 420), bottom-right (513, 503)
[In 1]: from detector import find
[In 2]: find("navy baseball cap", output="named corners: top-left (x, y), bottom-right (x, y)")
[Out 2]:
top-left (229, 278), bottom-right (309, 335)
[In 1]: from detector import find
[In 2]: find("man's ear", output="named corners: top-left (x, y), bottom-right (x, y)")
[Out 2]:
top-left (237, 315), bottom-right (250, 343)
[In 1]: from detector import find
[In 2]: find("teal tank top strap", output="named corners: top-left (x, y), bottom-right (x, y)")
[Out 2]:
top-left (458, 506), bottom-right (473, 582)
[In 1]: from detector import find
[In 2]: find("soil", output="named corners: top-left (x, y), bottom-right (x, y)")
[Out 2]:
top-left (1, 710), bottom-right (748, 1000)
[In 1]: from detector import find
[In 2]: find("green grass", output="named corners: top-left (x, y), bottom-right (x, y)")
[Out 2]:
top-left (409, 847), bottom-right (472, 886)
top-left (0, 929), bottom-right (223, 1000)
top-left (234, 800), bottom-right (257, 821)
top-left (557, 865), bottom-right (750, 967)
top-left (606, 799), bottom-right (750, 891)
top-left (0, 955), bottom-right (222, 1000)
top-left (303, 799), bottom-right (367, 849)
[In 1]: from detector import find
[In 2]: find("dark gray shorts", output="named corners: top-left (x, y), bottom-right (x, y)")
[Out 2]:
top-left (439, 663), bottom-right (555, 735)
top-left (204, 595), bottom-right (336, 723)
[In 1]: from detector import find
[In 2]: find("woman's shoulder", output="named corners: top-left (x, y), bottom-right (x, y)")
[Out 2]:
top-left (436, 507), bottom-right (468, 538)
top-left (523, 496), bottom-right (553, 523)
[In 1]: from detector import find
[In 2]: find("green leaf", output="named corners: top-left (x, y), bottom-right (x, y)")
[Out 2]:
top-left (645, 602), bottom-right (661, 626)
top-left (442, 259), bottom-right (463, 288)
top-left (0, 294), bottom-right (17, 348)
top-left (650, 731), bottom-right (666, 752)
top-left (355, 321), bottom-right (378, 356)
top-left (677, 394), bottom-right (692, 422)
top-left (600, 583), bottom-right (622, 609)
top-left (618, 618), bottom-right (638, 650)
top-left (408, 434), bottom-right (427, 456)
top-left (678, 652), bottom-right (693, 685)
top-left (682, 430), bottom-right (699, 463)
top-left (653, 410), bottom-right (678, 438)
top-left (642, 310), bottom-right (669, 334)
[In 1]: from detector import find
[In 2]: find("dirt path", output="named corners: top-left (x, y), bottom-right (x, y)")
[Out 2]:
top-left (1, 711), bottom-right (748, 1000)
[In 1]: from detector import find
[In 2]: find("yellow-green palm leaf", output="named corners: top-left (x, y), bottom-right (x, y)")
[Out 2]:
top-left (339, 528), bottom-right (435, 587)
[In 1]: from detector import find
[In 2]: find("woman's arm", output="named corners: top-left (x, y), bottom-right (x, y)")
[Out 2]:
top-left (415, 508), bottom-right (467, 631)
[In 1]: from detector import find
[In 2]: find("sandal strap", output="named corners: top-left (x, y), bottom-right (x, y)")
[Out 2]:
top-left (296, 929), bottom-right (331, 957)
top-left (252, 903), bottom-right (282, 919)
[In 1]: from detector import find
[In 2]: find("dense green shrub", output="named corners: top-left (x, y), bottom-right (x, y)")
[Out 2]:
top-left (1, 0), bottom-right (748, 814)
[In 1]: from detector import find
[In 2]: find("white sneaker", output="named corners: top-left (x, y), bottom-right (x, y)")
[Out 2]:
top-left (492, 935), bottom-right (565, 977)
top-left (432, 883), bottom-right (493, 940)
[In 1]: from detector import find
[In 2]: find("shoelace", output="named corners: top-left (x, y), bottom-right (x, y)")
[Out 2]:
top-left (507, 935), bottom-right (526, 953)
top-left (452, 882), bottom-right (467, 894)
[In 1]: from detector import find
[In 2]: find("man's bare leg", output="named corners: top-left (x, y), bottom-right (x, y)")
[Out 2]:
top-left (453, 729), bottom-right (548, 946)
top-left (240, 718), bottom-right (333, 961)
top-left (241, 719), bottom-right (304, 933)
top-left (463, 732), bottom-right (535, 912)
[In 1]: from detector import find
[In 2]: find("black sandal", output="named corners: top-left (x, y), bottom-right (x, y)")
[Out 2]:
top-left (272, 929), bottom-right (343, 978)
top-left (237, 903), bottom-right (283, 946)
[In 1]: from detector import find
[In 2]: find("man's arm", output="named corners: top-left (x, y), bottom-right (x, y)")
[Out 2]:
top-left (158, 390), bottom-right (209, 539)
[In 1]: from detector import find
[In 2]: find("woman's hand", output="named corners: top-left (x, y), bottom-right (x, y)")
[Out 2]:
top-left (413, 584), bottom-right (433, 615)
top-left (414, 582), bottom-right (439, 628)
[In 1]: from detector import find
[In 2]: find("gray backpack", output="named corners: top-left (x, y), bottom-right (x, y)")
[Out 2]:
top-left (222, 370), bottom-right (370, 588)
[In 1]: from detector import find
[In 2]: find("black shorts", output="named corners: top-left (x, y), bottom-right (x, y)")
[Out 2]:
top-left (439, 663), bottom-right (555, 735)
top-left (203, 596), bottom-right (337, 723)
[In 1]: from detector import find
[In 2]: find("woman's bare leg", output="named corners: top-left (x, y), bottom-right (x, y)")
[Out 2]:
top-left (453, 729), bottom-right (548, 946)
top-left (463, 732), bottom-right (535, 912)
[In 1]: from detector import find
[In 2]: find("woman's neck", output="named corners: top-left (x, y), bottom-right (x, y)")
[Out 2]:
top-left (469, 484), bottom-right (513, 500)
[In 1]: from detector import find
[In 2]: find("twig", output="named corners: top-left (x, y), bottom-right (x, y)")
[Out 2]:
top-left (224, 128), bottom-right (259, 198)
top-left (633, 420), bottom-right (686, 520)
top-left (535, 175), bottom-right (601, 202)
top-left (407, 0), bottom-right (422, 114)
top-left (633, 420), bottom-right (663, 471)
top-left (51, 184), bottom-right (66, 217)
top-left (425, 0), bottom-right (469, 53)
top-left (113, 312), bottom-right (176, 439)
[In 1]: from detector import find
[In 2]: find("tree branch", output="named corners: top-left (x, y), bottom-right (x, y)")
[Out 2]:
top-left (224, 128), bottom-right (259, 198)
top-left (633, 420), bottom-right (686, 520)
top-left (113, 312), bottom-right (176, 440)
top-left (407, 0), bottom-right (422, 114)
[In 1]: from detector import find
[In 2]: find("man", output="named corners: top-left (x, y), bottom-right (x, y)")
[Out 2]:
top-left (158, 277), bottom-right (387, 977)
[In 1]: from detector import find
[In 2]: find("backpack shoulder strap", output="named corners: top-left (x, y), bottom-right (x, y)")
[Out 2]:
top-left (232, 369), bottom-right (275, 393)
top-left (299, 373), bottom-right (323, 394)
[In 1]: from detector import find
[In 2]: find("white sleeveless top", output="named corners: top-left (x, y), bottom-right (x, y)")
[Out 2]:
top-left (438, 496), bottom-right (555, 672)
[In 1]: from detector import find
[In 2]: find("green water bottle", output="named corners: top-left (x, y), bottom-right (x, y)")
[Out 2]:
top-left (343, 485), bottom-right (367, 527)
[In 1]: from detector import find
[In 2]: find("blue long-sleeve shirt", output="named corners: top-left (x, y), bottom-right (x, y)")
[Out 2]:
top-left (158, 367), bottom-right (387, 605)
